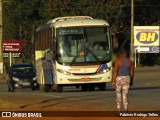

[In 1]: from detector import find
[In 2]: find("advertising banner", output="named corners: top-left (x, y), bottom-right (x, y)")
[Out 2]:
top-left (134, 26), bottom-right (159, 53)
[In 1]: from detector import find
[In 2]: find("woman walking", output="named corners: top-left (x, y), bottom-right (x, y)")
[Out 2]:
top-left (112, 49), bottom-right (134, 112)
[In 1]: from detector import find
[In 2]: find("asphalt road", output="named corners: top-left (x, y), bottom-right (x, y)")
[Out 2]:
top-left (0, 66), bottom-right (160, 111)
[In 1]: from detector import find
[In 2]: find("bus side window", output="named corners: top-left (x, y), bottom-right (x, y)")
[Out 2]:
top-left (35, 33), bottom-right (38, 50)
top-left (36, 32), bottom-right (38, 50)
top-left (40, 31), bottom-right (43, 50)
top-left (42, 30), bottom-right (45, 50)
top-left (44, 30), bottom-right (46, 49)
top-left (47, 29), bottom-right (49, 49)
top-left (43, 27), bottom-right (55, 61)
top-left (49, 28), bottom-right (53, 51)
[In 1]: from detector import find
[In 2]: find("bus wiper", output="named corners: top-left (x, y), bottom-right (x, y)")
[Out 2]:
top-left (85, 47), bottom-right (101, 63)
top-left (70, 45), bottom-right (101, 65)
top-left (70, 45), bottom-right (84, 65)
top-left (69, 53), bottom-right (80, 65)
top-left (70, 38), bottom-right (86, 65)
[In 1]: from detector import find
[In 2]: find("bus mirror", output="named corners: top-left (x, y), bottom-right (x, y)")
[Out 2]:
top-left (53, 54), bottom-right (56, 60)
top-left (53, 40), bottom-right (56, 51)
top-left (52, 51), bottom-right (57, 60)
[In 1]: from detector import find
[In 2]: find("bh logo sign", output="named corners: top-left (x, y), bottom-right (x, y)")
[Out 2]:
top-left (136, 32), bottom-right (158, 44)
top-left (134, 26), bottom-right (160, 53)
top-left (134, 26), bottom-right (159, 47)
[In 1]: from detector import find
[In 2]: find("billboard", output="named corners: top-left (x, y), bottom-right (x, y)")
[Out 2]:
top-left (3, 40), bottom-right (23, 52)
top-left (134, 26), bottom-right (159, 53)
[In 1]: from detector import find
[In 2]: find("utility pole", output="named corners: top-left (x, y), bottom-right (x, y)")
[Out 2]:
top-left (130, 0), bottom-right (134, 61)
top-left (0, 0), bottom-right (3, 74)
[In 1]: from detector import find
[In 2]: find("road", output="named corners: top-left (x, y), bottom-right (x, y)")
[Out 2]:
top-left (0, 66), bottom-right (160, 111)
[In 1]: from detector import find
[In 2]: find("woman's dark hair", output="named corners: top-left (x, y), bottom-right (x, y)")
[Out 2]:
top-left (117, 48), bottom-right (129, 58)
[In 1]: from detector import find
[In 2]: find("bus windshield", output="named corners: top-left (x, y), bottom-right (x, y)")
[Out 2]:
top-left (56, 27), bottom-right (111, 65)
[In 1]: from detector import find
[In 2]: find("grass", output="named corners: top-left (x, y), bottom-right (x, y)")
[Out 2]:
top-left (0, 99), bottom-right (17, 110)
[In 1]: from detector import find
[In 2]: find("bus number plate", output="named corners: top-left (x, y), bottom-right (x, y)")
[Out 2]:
top-left (81, 77), bottom-right (90, 81)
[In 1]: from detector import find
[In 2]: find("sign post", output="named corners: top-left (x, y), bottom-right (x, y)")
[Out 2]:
top-left (3, 40), bottom-right (23, 67)
top-left (130, 0), bottom-right (134, 61)
top-left (9, 52), bottom-right (12, 67)
top-left (134, 49), bottom-right (137, 68)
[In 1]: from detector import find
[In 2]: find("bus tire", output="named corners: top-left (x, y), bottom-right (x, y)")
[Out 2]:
top-left (56, 85), bottom-right (63, 92)
top-left (89, 85), bottom-right (95, 91)
top-left (76, 85), bottom-right (80, 89)
top-left (51, 85), bottom-right (57, 92)
top-left (81, 85), bottom-right (88, 91)
top-left (44, 84), bottom-right (51, 92)
top-left (98, 83), bottom-right (106, 91)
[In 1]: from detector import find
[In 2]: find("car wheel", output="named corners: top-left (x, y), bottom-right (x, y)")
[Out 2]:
top-left (36, 83), bottom-right (40, 90)
top-left (8, 81), bottom-right (15, 92)
top-left (8, 85), bottom-right (12, 92)
top-left (31, 83), bottom-right (40, 91)
top-left (56, 85), bottom-right (63, 92)
top-left (44, 84), bottom-right (51, 92)
top-left (31, 87), bottom-right (35, 91)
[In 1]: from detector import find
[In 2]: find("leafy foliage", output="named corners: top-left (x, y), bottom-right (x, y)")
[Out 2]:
top-left (3, 0), bottom-right (160, 64)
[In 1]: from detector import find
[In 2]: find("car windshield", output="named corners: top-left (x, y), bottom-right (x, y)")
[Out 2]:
top-left (12, 66), bottom-right (36, 75)
top-left (56, 27), bottom-right (111, 65)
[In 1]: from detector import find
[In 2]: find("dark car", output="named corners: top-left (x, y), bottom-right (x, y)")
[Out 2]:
top-left (7, 63), bottom-right (39, 92)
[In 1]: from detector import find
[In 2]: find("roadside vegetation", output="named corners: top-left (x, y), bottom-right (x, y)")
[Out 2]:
top-left (3, 0), bottom-right (160, 65)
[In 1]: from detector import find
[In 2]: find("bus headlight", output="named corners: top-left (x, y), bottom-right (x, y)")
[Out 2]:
top-left (99, 67), bottom-right (112, 74)
top-left (57, 69), bottom-right (73, 75)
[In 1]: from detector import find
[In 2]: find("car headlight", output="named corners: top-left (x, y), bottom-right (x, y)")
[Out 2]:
top-left (99, 67), bottom-right (112, 74)
top-left (33, 77), bottom-right (37, 81)
top-left (57, 69), bottom-right (73, 75)
top-left (12, 77), bottom-right (19, 82)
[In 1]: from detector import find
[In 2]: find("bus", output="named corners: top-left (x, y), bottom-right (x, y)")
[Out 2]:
top-left (35, 16), bottom-right (112, 92)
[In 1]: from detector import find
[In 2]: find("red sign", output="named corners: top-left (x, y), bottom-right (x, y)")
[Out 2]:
top-left (3, 40), bottom-right (22, 52)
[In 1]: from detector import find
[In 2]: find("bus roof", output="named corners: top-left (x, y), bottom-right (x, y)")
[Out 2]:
top-left (36, 16), bottom-right (109, 32)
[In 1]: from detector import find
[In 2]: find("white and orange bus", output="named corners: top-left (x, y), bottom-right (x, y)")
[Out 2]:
top-left (35, 16), bottom-right (112, 92)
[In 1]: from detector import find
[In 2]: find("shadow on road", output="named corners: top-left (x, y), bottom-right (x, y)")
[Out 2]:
top-left (19, 86), bottom-right (160, 109)
top-left (19, 93), bottom-right (114, 108)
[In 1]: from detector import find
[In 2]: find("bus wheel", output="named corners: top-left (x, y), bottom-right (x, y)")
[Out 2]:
top-left (98, 83), bottom-right (106, 91)
top-left (56, 86), bottom-right (63, 92)
top-left (81, 85), bottom-right (88, 91)
top-left (76, 85), bottom-right (80, 89)
top-left (89, 85), bottom-right (95, 91)
top-left (51, 85), bottom-right (57, 92)
top-left (44, 84), bottom-right (51, 92)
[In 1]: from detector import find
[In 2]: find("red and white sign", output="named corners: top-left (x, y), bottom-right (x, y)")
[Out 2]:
top-left (3, 40), bottom-right (22, 52)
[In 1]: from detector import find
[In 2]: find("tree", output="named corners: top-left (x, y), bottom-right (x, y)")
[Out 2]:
top-left (3, 0), bottom-right (160, 65)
